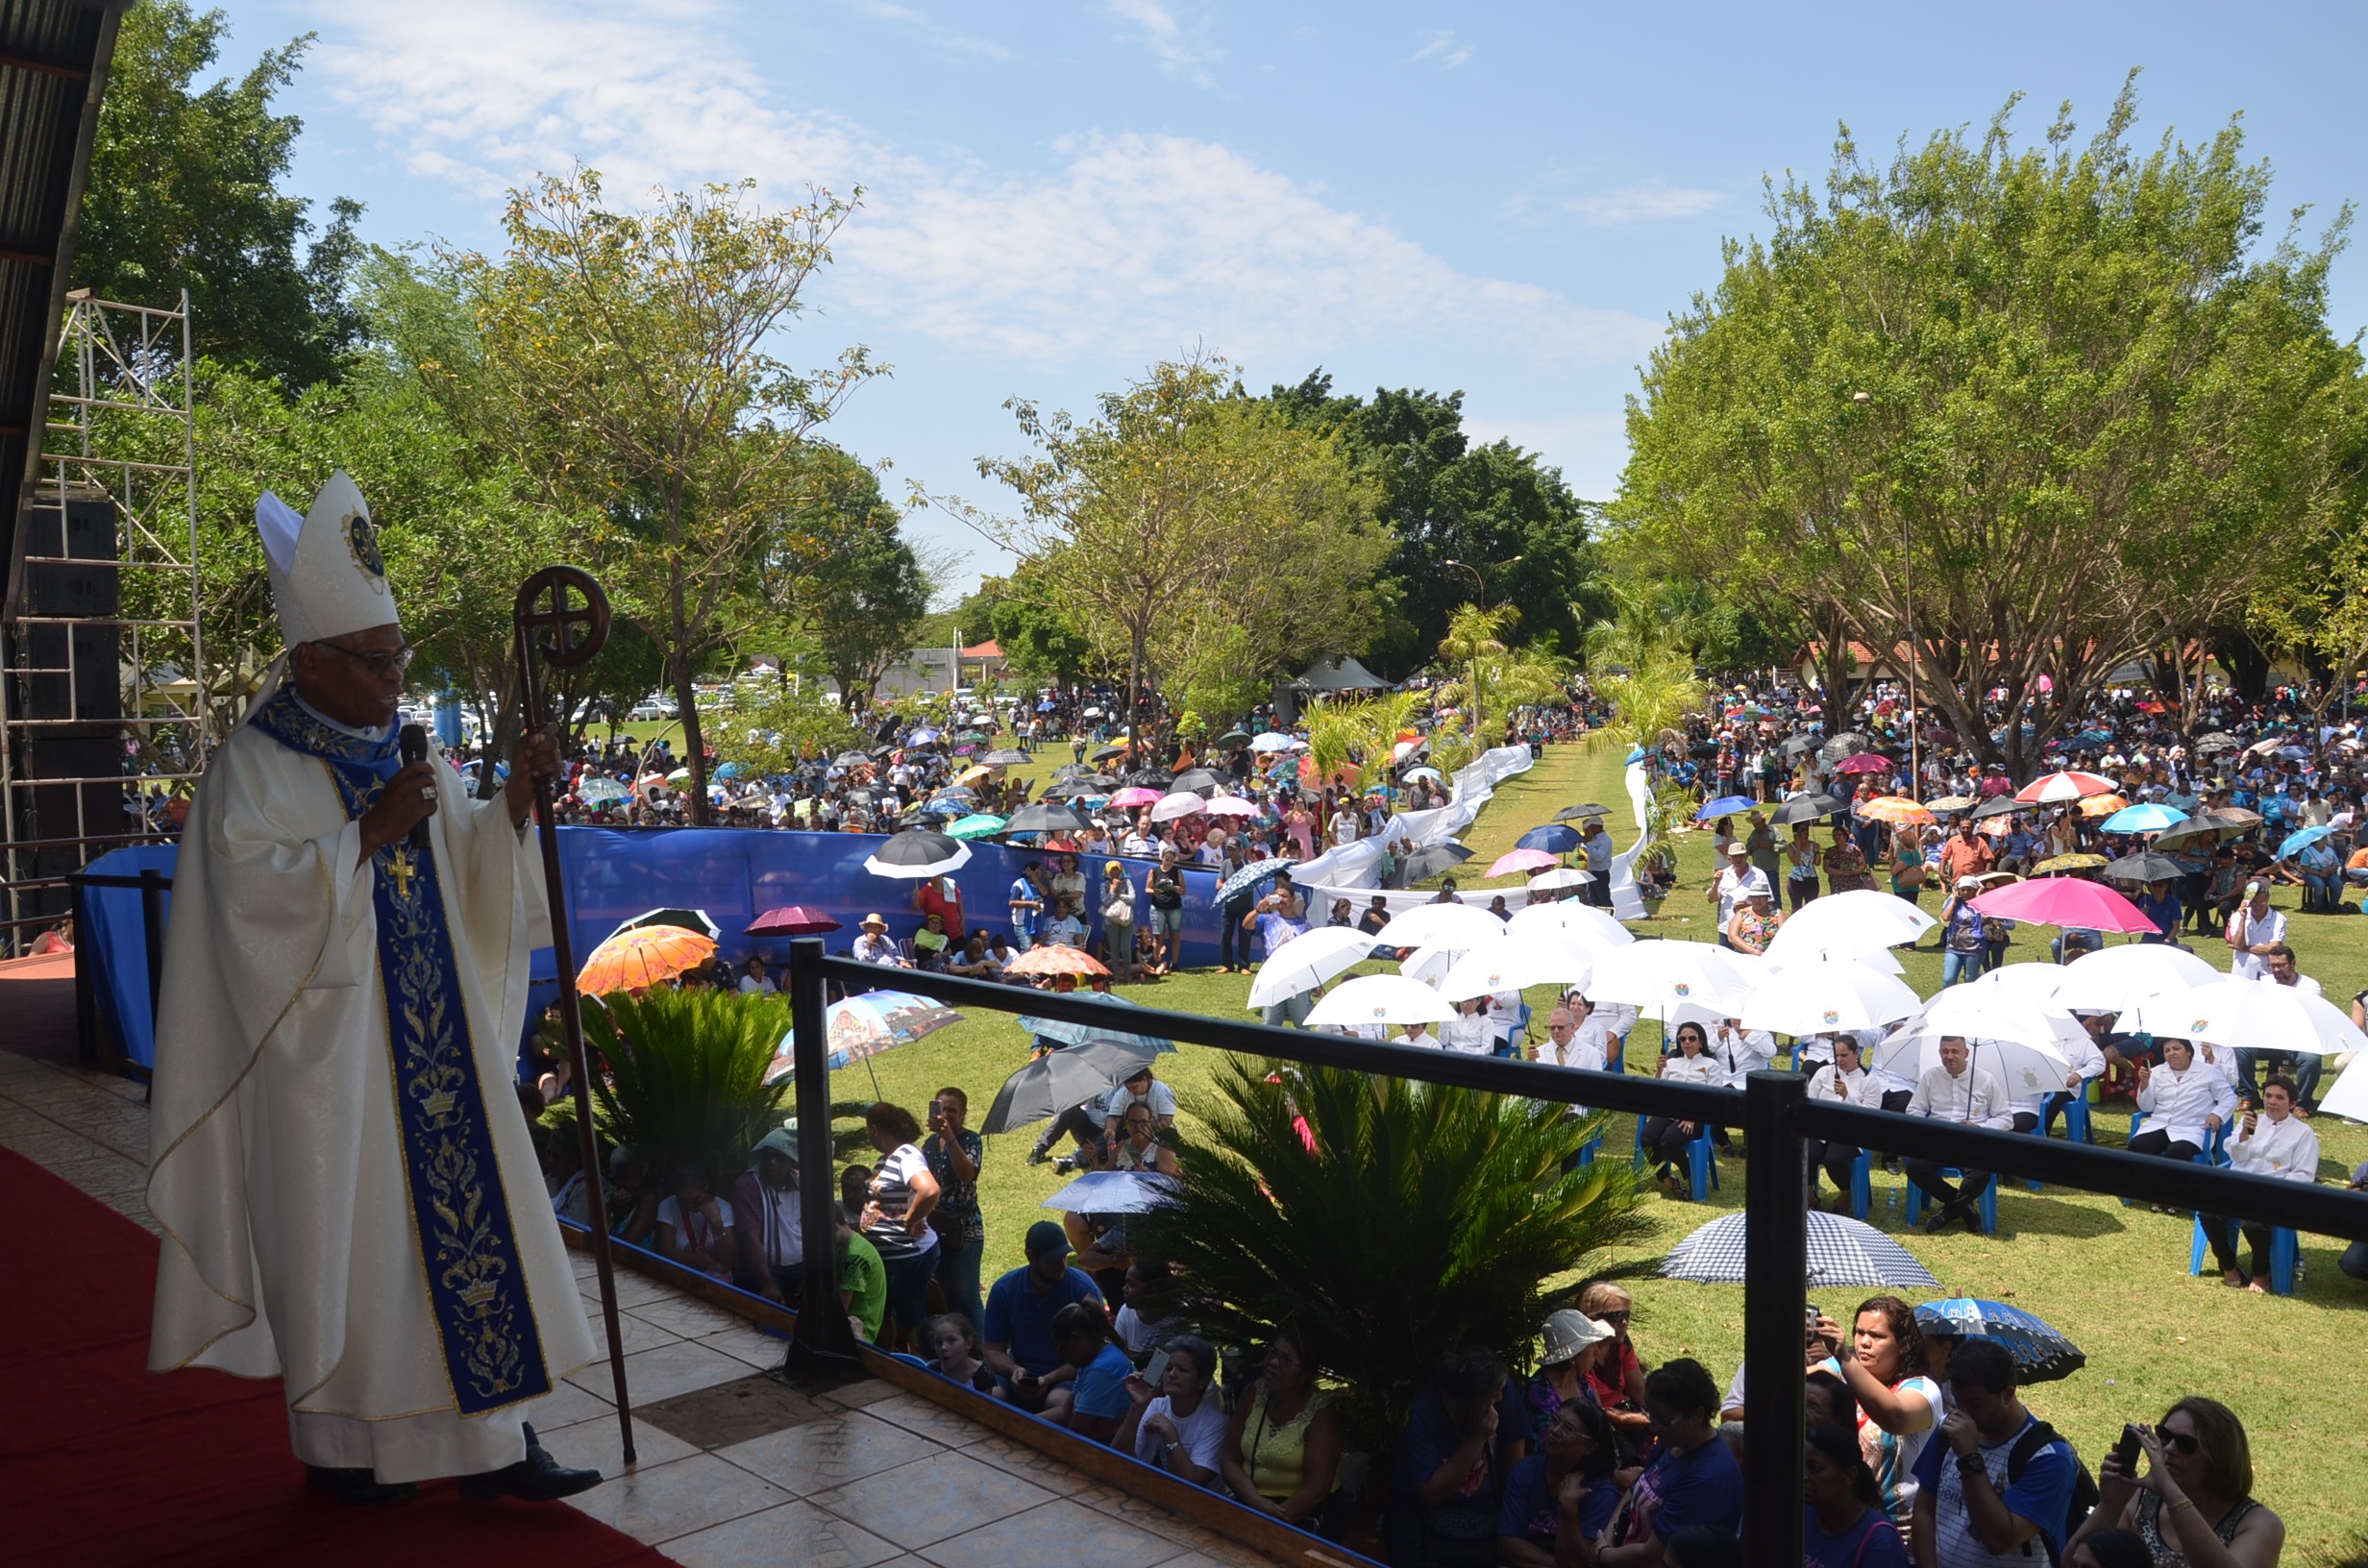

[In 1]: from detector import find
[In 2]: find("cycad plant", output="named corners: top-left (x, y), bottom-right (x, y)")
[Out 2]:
top-left (575, 988), bottom-right (794, 1185)
top-left (1130, 1058), bottom-right (1650, 1448)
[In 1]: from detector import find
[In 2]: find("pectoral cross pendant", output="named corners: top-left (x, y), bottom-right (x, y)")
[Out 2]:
top-left (386, 846), bottom-right (418, 901)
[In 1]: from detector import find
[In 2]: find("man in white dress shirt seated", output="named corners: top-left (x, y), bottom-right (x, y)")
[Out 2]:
top-left (2198, 1075), bottom-right (2320, 1290)
top-left (2238, 942), bottom-right (2326, 1109)
top-left (1901, 1036), bottom-right (2014, 1235)
top-left (1538, 1008), bottom-right (1605, 1071)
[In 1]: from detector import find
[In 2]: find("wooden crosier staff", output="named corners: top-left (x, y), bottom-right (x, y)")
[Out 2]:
top-left (511, 566), bottom-right (634, 1464)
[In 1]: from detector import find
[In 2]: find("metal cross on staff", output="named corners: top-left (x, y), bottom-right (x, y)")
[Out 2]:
top-left (510, 566), bottom-right (635, 1462)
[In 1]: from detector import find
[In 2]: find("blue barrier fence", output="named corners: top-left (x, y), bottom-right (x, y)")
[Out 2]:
top-left (81, 828), bottom-right (1255, 1067)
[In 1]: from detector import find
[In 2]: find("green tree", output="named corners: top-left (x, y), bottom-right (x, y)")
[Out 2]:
top-left (806, 517), bottom-right (929, 715)
top-left (1131, 1060), bottom-right (1647, 1448)
top-left (1616, 79), bottom-right (2363, 772)
top-left (77, 1), bottom-right (362, 386)
top-left (453, 170), bottom-right (882, 820)
top-left (987, 563), bottom-right (1095, 683)
top-left (1268, 375), bottom-right (1603, 680)
top-left (954, 356), bottom-right (1389, 754)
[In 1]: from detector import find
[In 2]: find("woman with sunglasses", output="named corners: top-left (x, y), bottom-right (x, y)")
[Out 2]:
top-left (1578, 1282), bottom-right (1652, 1447)
top-left (2064, 1396), bottom-right (2283, 1567)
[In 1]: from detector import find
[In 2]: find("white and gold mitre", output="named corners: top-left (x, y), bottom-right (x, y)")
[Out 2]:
top-left (255, 471), bottom-right (401, 649)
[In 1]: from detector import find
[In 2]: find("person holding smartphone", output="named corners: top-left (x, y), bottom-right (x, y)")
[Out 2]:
top-left (2063, 1398), bottom-right (2283, 1566)
top-left (1114, 1335), bottom-right (1225, 1483)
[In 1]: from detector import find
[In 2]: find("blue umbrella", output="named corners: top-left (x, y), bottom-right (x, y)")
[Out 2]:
top-left (2099, 801), bottom-right (2185, 834)
top-left (1215, 856), bottom-right (1295, 905)
top-left (1037, 699), bottom-right (1058, 712)
top-left (1694, 795), bottom-right (1756, 821)
top-left (2279, 823), bottom-right (2334, 860)
top-left (1623, 747), bottom-right (1648, 765)
top-left (2074, 729), bottom-right (2116, 747)
top-left (713, 761), bottom-right (741, 780)
top-left (2279, 746), bottom-right (2311, 761)
top-left (1017, 992), bottom-right (1174, 1055)
top-left (907, 726), bottom-right (942, 746)
top-left (1517, 823), bottom-right (1582, 854)
top-left (1912, 1298), bottom-right (2084, 1383)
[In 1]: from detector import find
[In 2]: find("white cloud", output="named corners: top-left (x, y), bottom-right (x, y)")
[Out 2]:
top-left (1104, 0), bottom-right (1222, 84)
top-left (833, 0), bottom-right (1011, 61)
top-left (1410, 30), bottom-right (1472, 69)
top-left (1568, 183), bottom-right (1724, 223)
top-left (314, 0), bottom-right (1657, 371)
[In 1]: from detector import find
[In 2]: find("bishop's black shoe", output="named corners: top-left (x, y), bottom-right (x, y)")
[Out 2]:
top-left (458, 1424), bottom-right (604, 1503)
top-left (305, 1465), bottom-right (419, 1505)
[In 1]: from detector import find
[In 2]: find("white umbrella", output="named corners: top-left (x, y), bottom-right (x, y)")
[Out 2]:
top-left (1246, 925), bottom-right (1380, 1009)
top-left (2048, 943), bottom-right (2220, 1015)
top-left (1247, 732), bottom-right (1296, 752)
top-left (1204, 795), bottom-right (1260, 818)
top-left (1148, 791), bottom-right (1207, 822)
top-left (1526, 868), bottom-right (1590, 892)
top-left (1436, 934), bottom-right (1597, 1002)
top-left (2123, 979), bottom-right (2368, 1058)
top-left (1765, 944), bottom-right (1904, 976)
top-left (2320, 1054), bottom-right (2368, 1123)
top-left (1399, 943), bottom-right (1462, 987)
top-left (1738, 957), bottom-right (1922, 1037)
top-left (1584, 939), bottom-right (1760, 1019)
top-left (1878, 1025), bottom-right (2082, 1106)
top-left (1966, 962), bottom-right (2071, 1008)
top-left (1762, 888), bottom-right (1936, 967)
top-left (1305, 972), bottom-right (1458, 1028)
top-left (1506, 900), bottom-right (1636, 950)
top-left (1918, 983), bottom-right (2081, 1041)
top-left (1374, 902), bottom-right (1508, 951)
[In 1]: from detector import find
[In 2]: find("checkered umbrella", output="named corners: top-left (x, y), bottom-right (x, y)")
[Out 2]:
top-left (1659, 1210), bottom-right (1941, 1290)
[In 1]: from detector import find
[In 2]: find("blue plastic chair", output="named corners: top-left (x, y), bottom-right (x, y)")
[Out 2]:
top-left (2122, 1111), bottom-right (2229, 1205)
top-left (1574, 1132), bottom-right (1604, 1168)
top-left (2044, 1089), bottom-right (2093, 1145)
top-left (1839, 1148), bottom-right (1872, 1221)
top-left (2189, 1213), bottom-right (2299, 1294)
top-left (1903, 1167), bottom-right (1998, 1235)
top-left (1633, 1116), bottom-right (1720, 1202)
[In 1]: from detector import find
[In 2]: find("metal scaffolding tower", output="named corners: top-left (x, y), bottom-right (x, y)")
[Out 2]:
top-left (0, 290), bottom-right (204, 949)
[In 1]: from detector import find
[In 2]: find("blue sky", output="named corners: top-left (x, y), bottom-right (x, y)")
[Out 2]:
top-left (214, 1), bottom-right (2368, 597)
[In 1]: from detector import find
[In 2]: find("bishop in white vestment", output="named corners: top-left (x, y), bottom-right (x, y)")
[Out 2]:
top-left (146, 474), bottom-right (602, 1502)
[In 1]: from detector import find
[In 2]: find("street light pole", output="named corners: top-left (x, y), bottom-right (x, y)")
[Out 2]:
top-left (1443, 555), bottom-right (1523, 747)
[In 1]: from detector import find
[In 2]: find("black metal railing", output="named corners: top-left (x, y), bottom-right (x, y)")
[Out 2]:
top-left (781, 939), bottom-right (2368, 1564)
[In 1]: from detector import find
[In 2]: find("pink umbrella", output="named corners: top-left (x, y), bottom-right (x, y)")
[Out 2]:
top-left (1833, 752), bottom-right (1892, 774)
top-left (1967, 877), bottom-right (2158, 935)
top-left (1485, 846), bottom-right (1564, 879)
top-left (1204, 795), bottom-right (1260, 818)
top-left (2013, 770), bottom-right (2116, 804)
top-left (1111, 786), bottom-right (1163, 808)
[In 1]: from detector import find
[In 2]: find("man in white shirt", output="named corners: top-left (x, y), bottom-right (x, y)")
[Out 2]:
top-left (2223, 881), bottom-right (2284, 980)
top-left (2199, 1074), bottom-right (2320, 1289)
top-left (851, 913), bottom-right (909, 967)
top-left (1709, 1018), bottom-right (1778, 1084)
top-left (1538, 1008), bottom-right (1604, 1071)
top-left (1098, 1066), bottom-right (1178, 1140)
top-left (1579, 820), bottom-right (1614, 906)
top-left (1708, 843), bottom-right (1771, 943)
top-left (1902, 1036), bottom-right (2014, 1235)
top-left (2242, 942), bottom-right (2327, 1107)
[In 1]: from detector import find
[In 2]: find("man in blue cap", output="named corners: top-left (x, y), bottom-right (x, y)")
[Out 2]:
top-left (981, 1220), bottom-right (1104, 1419)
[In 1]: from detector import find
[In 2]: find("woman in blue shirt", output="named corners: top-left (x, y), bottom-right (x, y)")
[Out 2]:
top-left (1804, 1423), bottom-right (1910, 1567)
top-left (1496, 1400), bottom-right (1618, 1568)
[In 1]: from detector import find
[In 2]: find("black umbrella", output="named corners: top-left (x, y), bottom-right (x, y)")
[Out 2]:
top-left (862, 829), bottom-right (973, 879)
top-left (610, 906), bottom-right (723, 943)
top-left (1090, 743), bottom-right (1130, 761)
top-left (1007, 802), bottom-right (1092, 834)
top-left (1781, 735), bottom-right (1820, 756)
top-left (1553, 802), bottom-right (1611, 822)
top-left (1818, 732), bottom-right (1869, 763)
top-left (2153, 813), bottom-right (2252, 851)
top-left (1120, 768), bottom-right (1175, 789)
top-left (2102, 851), bottom-right (2186, 882)
top-left (1047, 778), bottom-right (1111, 798)
top-left (1400, 843), bottom-right (1475, 881)
top-left (1171, 767), bottom-right (1222, 793)
top-left (1052, 762), bottom-right (1094, 778)
top-left (1215, 729), bottom-right (1252, 747)
top-left (1770, 793), bottom-right (1847, 825)
top-left (833, 749), bottom-right (870, 767)
top-left (1970, 796), bottom-right (2029, 821)
top-left (868, 744), bottom-right (899, 758)
top-left (1687, 743), bottom-right (1718, 759)
top-left (983, 1039), bottom-right (1164, 1134)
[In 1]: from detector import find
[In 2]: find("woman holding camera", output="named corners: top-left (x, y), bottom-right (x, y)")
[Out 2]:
top-left (2064, 1396), bottom-right (2283, 1567)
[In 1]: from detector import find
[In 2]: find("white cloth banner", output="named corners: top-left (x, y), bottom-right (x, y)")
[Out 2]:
top-left (1287, 745), bottom-right (1570, 915)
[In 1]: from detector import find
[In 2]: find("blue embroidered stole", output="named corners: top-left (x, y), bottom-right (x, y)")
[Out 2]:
top-left (250, 689), bottom-right (551, 1414)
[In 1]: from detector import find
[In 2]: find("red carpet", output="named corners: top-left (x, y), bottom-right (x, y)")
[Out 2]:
top-left (0, 1146), bottom-right (669, 1568)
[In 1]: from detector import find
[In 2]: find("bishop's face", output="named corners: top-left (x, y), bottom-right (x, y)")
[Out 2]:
top-left (291, 621), bottom-right (407, 730)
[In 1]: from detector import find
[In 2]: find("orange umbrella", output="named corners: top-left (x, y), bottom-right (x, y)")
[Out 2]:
top-left (577, 924), bottom-right (717, 993)
top-left (1002, 943), bottom-right (1110, 979)
top-left (2077, 793), bottom-right (2130, 820)
top-left (1857, 796), bottom-right (1935, 827)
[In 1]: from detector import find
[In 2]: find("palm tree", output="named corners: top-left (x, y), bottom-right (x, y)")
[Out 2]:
top-left (576, 988), bottom-right (793, 1183)
top-left (1130, 1059), bottom-right (1651, 1448)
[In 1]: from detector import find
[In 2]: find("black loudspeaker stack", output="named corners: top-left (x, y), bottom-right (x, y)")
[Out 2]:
top-left (6, 489), bottom-right (124, 868)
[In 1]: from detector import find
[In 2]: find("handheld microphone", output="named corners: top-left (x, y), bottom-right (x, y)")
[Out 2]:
top-left (399, 723), bottom-right (432, 852)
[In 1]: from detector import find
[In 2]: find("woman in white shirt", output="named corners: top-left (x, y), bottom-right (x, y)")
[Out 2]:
top-left (1640, 1021), bottom-right (1725, 1196)
top-left (1802, 1037), bottom-right (1874, 1211)
top-left (2200, 1075), bottom-right (2321, 1288)
top-left (1114, 1334), bottom-right (1228, 1486)
top-left (2132, 1039), bottom-right (2238, 1163)
top-left (1393, 1021), bottom-right (1439, 1046)
top-left (1442, 995), bottom-right (1495, 1055)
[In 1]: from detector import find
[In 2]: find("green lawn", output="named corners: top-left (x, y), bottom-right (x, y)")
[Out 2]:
top-left (819, 733), bottom-right (2367, 1557)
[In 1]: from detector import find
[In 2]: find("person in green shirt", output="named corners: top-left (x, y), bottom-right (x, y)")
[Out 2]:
top-left (835, 1204), bottom-right (888, 1341)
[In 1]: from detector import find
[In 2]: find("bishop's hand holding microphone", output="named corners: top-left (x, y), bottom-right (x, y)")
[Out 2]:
top-left (357, 723), bottom-right (441, 861)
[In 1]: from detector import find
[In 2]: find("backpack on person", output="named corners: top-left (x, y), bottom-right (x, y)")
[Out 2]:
top-left (2003, 1418), bottom-right (2099, 1564)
